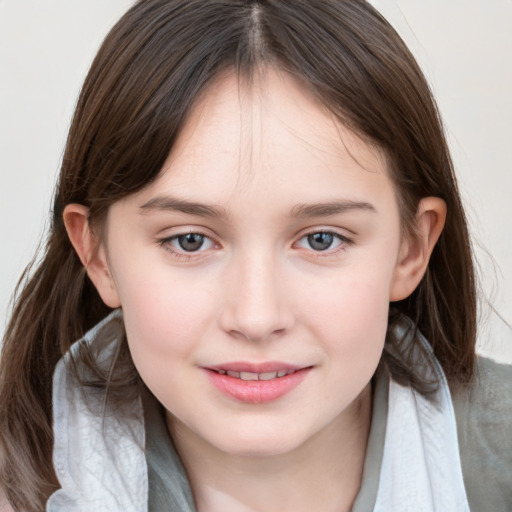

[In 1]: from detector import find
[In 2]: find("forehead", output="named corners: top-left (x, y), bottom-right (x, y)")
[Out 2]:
top-left (138, 66), bottom-right (393, 208)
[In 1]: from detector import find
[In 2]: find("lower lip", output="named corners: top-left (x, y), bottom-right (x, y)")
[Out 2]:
top-left (204, 368), bottom-right (311, 404)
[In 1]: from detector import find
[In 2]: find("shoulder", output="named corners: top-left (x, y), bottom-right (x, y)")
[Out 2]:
top-left (452, 355), bottom-right (512, 434)
top-left (451, 356), bottom-right (512, 511)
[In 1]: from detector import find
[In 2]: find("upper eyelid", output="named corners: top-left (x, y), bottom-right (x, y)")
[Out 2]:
top-left (157, 225), bottom-right (218, 240)
top-left (161, 232), bottom-right (217, 246)
top-left (297, 231), bottom-right (352, 244)
top-left (295, 227), bottom-right (354, 241)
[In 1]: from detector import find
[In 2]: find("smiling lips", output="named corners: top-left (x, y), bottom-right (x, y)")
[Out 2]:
top-left (215, 368), bottom-right (296, 380)
top-left (203, 363), bottom-right (311, 403)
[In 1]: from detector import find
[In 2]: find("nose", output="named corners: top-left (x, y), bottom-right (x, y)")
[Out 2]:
top-left (218, 253), bottom-right (294, 342)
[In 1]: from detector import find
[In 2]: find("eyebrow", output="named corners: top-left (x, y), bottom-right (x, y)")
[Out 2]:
top-left (139, 196), bottom-right (229, 218)
top-left (139, 195), bottom-right (376, 219)
top-left (290, 200), bottom-right (376, 218)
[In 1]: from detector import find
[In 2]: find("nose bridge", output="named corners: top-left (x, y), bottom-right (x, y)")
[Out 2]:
top-left (219, 247), bottom-right (292, 342)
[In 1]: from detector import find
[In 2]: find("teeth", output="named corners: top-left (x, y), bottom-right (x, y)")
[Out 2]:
top-left (259, 371), bottom-right (278, 380)
top-left (239, 371), bottom-right (259, 381)
top-left (218, 369), bottom-right (296, 380)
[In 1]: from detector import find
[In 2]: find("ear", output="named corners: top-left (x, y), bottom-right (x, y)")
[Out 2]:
top-left (390, 197), bottom-right (447, 302)
top-left (63, 204), bottom-right (121, 308)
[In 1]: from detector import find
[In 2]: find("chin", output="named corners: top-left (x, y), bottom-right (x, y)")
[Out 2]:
top-left (204, 423), bottom-right (313, 458)
top-left (217, 439), bottom-right (302, 458)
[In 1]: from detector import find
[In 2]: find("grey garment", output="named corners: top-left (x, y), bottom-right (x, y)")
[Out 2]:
top-left (144, 357), bottom-right (512, 512)
top-left (451, 357), bottom-right (512, 512)
top-left (351, 367), bottom-right (388, 512)
top-left (143, 387), bottom-right (196, 512)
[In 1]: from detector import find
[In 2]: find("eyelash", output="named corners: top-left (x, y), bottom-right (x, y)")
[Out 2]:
top-left (294, 230), bottom-right (353, 256)
top-left (158, 232), bottom-right (217, 261)
top-left (157, 229), bottom-right (353, 260)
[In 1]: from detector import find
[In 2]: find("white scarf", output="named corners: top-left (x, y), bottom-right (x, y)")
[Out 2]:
top-left (46, 311), bottom-right (147, 512)
top-left (47, 311), bottom-right (470, 511)
top-left (373, 323), bottom-right (470, 511)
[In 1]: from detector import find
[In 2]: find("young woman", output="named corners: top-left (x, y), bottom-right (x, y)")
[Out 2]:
top-left (1, 1), bottom-right (511, 511)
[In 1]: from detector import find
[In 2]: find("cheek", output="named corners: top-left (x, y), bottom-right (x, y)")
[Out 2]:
top-left (338, 276), bottom-right (391, 331)
top-left (302, 258), bottom-right (395, 368)
top-left (319, 281), bottom-right (389, 358)
top-left (110, 255), bottom-right (219, 377)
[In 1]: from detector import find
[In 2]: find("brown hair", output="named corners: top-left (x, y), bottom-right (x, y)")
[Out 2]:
top-left (0, 0), bottom-right (476, 509)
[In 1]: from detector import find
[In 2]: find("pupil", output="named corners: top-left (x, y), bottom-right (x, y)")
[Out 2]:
top-left (178, 233), bottom-right (204, 251)
top-left (308, 232), bottom-right (333, 251)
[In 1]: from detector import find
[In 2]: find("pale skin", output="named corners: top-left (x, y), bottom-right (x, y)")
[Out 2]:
top-left (63, 67), bottom-right (446, 512)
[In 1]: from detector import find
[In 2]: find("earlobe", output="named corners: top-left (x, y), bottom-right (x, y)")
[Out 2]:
top-left (63, 204), bottom-right (121, 308)
top-left (390, 197), bottom-right (447, 302)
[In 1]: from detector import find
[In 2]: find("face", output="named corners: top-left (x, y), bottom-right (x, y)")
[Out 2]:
top-left (100, 68), bottom-right (406, 457)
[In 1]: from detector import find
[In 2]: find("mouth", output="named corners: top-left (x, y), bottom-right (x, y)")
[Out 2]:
top-left (209, 368), bottom-right (299, 381)
top-left (203, 363), bottom-right (312, 403)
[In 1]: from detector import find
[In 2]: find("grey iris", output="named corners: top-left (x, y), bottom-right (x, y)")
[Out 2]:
top-left (308, 232), bottom-right (334, 251)
top-left (178, 233), bottom-right (205, 251)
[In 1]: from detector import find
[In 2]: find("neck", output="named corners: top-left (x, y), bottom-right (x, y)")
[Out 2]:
top-left (167, 384), bottom-right (372, 512)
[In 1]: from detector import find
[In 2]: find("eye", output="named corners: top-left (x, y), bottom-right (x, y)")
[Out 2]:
top-left (164, 232), bottom-right (216, 253)
top-left (296, 231), bottom-right (349, 252)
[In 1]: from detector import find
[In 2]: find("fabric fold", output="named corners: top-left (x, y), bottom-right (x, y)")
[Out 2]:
top-left (47, 310), bottom-right (148, 512)
top-left (373, 320), bottom-right (470, 511)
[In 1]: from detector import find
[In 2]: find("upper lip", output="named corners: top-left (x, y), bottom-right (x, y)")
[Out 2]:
top-left (204, 361), bottom-right (308, 373)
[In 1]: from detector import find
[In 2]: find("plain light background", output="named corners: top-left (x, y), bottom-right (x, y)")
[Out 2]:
top-left (1, 1), bottom-right (511, 361)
